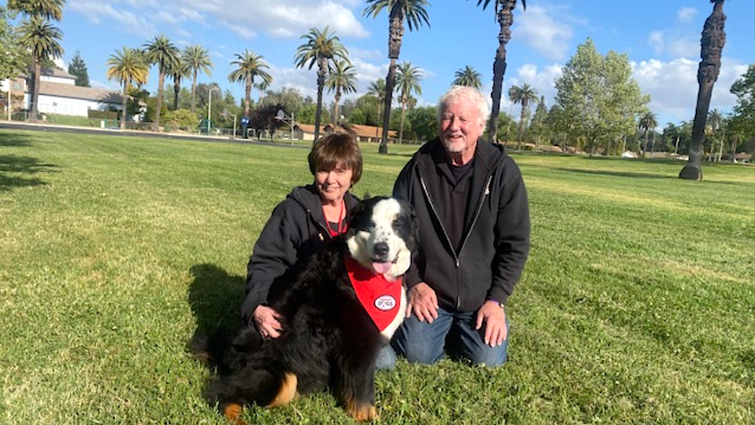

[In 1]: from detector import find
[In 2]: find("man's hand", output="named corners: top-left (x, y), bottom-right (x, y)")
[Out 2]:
top-left (475, 301), bottom-right (507, 347)
top-left (406, 282), bottom-right (439, 323)
top-left (253, 305), bottom-right (282, 339)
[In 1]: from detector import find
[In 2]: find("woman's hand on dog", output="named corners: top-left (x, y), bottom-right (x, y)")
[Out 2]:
top-left (407, 282), bottom-right (439, 323)
top-left (253, 305), bottom-right (283, 339)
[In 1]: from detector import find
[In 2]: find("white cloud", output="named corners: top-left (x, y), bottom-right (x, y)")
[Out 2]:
top-left (516, 5), bottom-right (573, 61)
top-left (631, 58), bottom-right (745, 124)
top-left (677, 7), bottom-right (698, 22)
top-left (646, 30), bottom-right (698, 59)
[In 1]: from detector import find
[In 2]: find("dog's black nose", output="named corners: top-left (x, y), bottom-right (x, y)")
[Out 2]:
top-left (373, 242), bottom-right (389, 257)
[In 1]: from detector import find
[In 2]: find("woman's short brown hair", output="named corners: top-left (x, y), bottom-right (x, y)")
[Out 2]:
top-left (308, 133), bottom-right (363, 186)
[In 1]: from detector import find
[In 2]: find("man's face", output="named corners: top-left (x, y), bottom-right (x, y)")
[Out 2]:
top-left (439, 99), bottom-right (483, 157)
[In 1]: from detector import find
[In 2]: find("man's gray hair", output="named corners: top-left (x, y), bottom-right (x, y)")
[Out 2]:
top-left (437, 85), bottom-right (490, 130)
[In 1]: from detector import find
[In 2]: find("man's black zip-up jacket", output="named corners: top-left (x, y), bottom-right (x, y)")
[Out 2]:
top-left (393, 138), bottom-right (530, 312)
top-left (241, 185), bottom-right (360, 323)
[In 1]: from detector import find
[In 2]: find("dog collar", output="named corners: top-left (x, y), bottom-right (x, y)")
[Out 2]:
top-left (344, 255), bottom-right (402, 332)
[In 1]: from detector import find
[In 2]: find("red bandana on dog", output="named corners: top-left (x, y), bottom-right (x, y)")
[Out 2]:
top-left (344, 255), bottom-right (402, 332)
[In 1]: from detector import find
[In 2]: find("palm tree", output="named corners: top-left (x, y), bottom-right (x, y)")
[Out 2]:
top-left (680, 0), bottom-right (727, 180)
top-left (367, 79), bottom-right (387, 137)
top-left (7, 0), bottom-right (64, 21)
top-left (143, 35), bottom-right (180, 131)
top-left (9, 0), bottom-right (65, 121)
top-left (706, 109), bottom-right (724, 161)
top-left (294, 26), bottom-right (349, 142)
top-left (183, 44), bottom-right (213, 113)
top-left (452, 65), bottom-right (483, 89)
top-left (17, 17), bottom-right (63, 121)
top-left (395, 61), bottom-right (423, 144)
top-left (254, 80), bottom-right (270, 102)
top-left (508, 83), bottom-right (537, 150)
top-left (638, 111), bottom-right (658, 158)
top-left (325, 59), bottom-right (358, 128)
top-left (168, 58), bottom-right (190, 111)
top-left (228, 50), bottom-right (273, 133)
top-left (363, 0), bottom-right (430, 154)
top-left (474, 0), bottom-right (527, 144)
top-left (106, 47), bottom-right (149, 130)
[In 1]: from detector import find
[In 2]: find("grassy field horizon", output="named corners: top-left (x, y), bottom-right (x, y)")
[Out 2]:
top-left (1, 129), bottom-right (753, 424)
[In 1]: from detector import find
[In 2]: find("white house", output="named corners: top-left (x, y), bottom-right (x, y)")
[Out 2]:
top-left (3, 68), bottom-right (126, 118)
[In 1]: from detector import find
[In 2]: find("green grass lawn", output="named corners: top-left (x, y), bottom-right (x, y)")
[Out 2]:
top-left (1, 129), bottom-right (753, 424)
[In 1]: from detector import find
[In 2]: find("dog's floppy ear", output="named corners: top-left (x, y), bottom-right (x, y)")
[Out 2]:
top-left (361, 192), bottom-right (371, 201)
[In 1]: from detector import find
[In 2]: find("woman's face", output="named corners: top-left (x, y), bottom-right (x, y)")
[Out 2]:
top-left (315, 163), bottom-right (354, 205)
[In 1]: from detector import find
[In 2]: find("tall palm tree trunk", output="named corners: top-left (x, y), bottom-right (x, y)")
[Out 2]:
top-left (173, 79), bottom-right (180, 110)
top-left (516, 103), bottom-right (526, 150)
top-left (398, 97), bottom-right (407, 144)
top-left (191, 71), bottom-right (198, 113)
top-left (333, 89), bottom-right (342, 128)
top-left (245, 80), bottom-right (252, 118)
top-left (680, 0), bottom-right (726, 180)
top-left (314, 58), bottom-right (327, 142)
top-left (30, 58), bottom-right (42, 120)
top-left (121, 82), bottom-right (128, 130)
top-left (487, 1), bottom-right (516, 146)
top-left (380, 59), bottom-right (396, 153)
top-left (155, 72), bottom-right (165, 131)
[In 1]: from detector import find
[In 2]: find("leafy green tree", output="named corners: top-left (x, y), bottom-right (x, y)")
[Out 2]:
top-left (452, 65), bottom-right (483, 89)
top-left (680, 0), bottom-right (728, 180)
top-left (325, 59), bottom-right (358, 127)
top-left (229, 50), bottom-right (272, 137)
top-left (294, 26), bottom-right (348, 141)
top-left (395, 61), bottom-right (423, 143)
top-left (18, 16), bottom-right (63, 120)
top-left (508, 83), bottom-right (538, 149)
top-left (706, 109), bottom-right (725, 161)
top-left (473, 0), bottom-right (526, 144)
top-left (363, 0), bottom-right (430, 153)
top-left (183, 44), bottom-right (213, 113)
top-left (143, 35), bottom-right (180, 130)
top-left (529, 95), bottom-right (548, 149)
top-left (67, 50), bottom-right (89, 87)
top-left (728, 64), bottom-right (755, 145)
top-left (408, 105), bottom-right (437, 142)
top-left (0, 6), bottom-right (24, 81)
top-left (554, 38), bottom-right (648, 155)
top-left (106, 47), bottom-right (149, 129)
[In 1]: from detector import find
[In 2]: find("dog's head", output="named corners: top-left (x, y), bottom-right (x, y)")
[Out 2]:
top-left (346, 197), bottom-right (418, 281)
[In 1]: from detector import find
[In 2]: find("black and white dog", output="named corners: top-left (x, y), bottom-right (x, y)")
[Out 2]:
top-left (197, 197), bottom-right (417, 424)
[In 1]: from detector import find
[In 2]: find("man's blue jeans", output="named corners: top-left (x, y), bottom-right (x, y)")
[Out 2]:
top-left (377, 307), bottom-right (509, 369)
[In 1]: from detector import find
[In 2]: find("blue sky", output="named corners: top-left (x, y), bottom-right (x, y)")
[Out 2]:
top-left (43, 0), bottom-right (755, 126)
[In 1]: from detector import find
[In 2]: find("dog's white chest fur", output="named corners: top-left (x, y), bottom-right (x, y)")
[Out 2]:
top-left (380, 287), bottom-right (406, 339)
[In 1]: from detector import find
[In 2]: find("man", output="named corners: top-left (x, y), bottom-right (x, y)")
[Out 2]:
top-left (391, 85), bottom-right (530, 366)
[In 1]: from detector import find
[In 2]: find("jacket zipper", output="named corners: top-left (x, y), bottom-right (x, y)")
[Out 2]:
top-left (419, 175), bottom-right (462, 308)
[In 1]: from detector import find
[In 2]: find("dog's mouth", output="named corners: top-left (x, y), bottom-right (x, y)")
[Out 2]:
top-left (372, 259), bottom-right (396, 275)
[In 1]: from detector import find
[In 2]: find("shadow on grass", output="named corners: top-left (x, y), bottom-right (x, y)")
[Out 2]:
top-left (188, 263), bottom-right (246, 336)
top-left (0, 132), bottom-right (34, 147)
top-left (0, 154), bottom-right (58, 192)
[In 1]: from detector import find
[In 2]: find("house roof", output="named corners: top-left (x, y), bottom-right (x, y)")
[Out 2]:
top-left (39, 81), bottom-right (123, 104)
top-left (40, 68), bottom-right (76, 80)
top-left (344, 123), bottom-right (397, 139)
top-left (295, 123), bottom-right (327, 135)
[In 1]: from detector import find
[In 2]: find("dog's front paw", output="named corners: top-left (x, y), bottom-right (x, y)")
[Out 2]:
top-left (346, 400), bottom-right (378, 422)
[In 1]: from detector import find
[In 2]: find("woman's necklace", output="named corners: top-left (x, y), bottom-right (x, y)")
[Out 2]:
top-left (323, 200), bottom-right (346, 237)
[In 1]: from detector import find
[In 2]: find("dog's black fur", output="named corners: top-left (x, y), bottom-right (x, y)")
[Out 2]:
top-left (194, 196), bottom-right (417, 423)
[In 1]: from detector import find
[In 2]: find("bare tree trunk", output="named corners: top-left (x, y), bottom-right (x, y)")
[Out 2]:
top-left (380, 11), bottom-right (405, 154)
top-left (487, 1), bottom-right (516, 148)
top-left (314, 58), bottom-right (326, 142)
top-left (680, 0), bottom-right (726, 180)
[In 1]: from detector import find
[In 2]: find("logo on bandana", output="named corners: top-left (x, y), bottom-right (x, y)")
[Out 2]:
top-left (374, 295), bottom-right (396, 311)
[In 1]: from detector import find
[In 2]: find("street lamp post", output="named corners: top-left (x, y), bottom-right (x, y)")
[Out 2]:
top-left (207, 87), bottom-right (220, 135)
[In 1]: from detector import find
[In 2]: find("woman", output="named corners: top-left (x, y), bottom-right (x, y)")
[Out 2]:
top-left (241, 133), bottom-right (363, 339)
